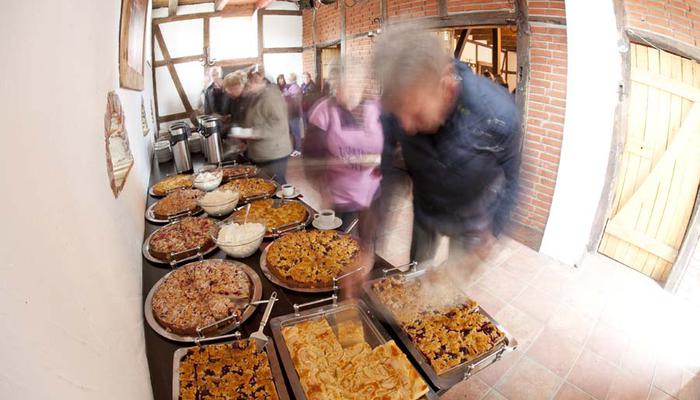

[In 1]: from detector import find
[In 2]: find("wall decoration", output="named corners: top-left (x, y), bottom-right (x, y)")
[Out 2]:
top-left (141, 96), bottom-right (150, 136)
top-left (105, 91), bottom-right (134, 198)
top-left (119, 0), bottom-right (148, 90)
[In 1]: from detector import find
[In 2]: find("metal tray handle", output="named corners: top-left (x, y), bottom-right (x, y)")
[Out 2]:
top-left (382, 260), bottom-right (418, 276)
top-left (463, 346), bottom-right (507, 380)
top-left (193, 331), bottom-right (241, 346)
top-left (168, 245), bottom-right (204, 268)
top-left (166, 208), bottom-right (195, 221)
top-left (271, 221), bottom-right (306, 236)
top-left (293, 295), bottom-right (337, 316)
top-left (195, 299), bottom-right (273, 336)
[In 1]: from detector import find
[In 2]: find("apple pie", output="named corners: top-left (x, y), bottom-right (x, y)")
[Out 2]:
top-left (152, 188), bottom-right (203, 220)
top-left (232, 199), bottom-right (308, 234)
top-left (372, 276), bottom-right (504, 374)
top-left (151, 260), bottom-right (251, 336)
top-left (148, 216), bottom-right (217, 262)
top-left (265, 230), bottom-right (360, 288)
top-left (220, 178), bottom-right (276, 200)
top-left (151, 174), bottom-right (193, 196)
top-left (282, 318), bottom-right (429, 400)
top-left (178, 339), bottom-right (280, 400)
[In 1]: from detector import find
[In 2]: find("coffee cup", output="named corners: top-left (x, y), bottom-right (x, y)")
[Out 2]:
top-left (281, 184), bottom-right (295, 197)
top-left (314, 209), bottom-right (335, 226)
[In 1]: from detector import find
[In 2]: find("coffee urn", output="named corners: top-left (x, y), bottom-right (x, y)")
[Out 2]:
top-left (169, 123), bottom-right (193, 173)
top-left (197, 115), bottom-right (215, 161)
top-left (202, 118), bottom-right (224, 164)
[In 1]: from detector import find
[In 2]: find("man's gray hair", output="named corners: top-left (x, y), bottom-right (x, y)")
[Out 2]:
top-left (372, 28), bottom-right (451, 103)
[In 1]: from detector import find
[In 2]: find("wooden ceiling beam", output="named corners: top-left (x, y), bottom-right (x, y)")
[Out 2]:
top-left (152, 0), bottom-right (212, 8)
top-left (215, 0), bottom-right (230, 10)
top-left (168, 0), bottom-right (178, 16)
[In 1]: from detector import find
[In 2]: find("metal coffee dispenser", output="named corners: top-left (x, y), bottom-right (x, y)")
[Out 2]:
top-left (201, 117), bottom-right (224, 164)
top-left (169, 123), bottom-right (193, 173)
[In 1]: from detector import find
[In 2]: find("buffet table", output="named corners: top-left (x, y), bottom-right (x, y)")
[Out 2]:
top-left (142, 156), bottom-right (410, 400)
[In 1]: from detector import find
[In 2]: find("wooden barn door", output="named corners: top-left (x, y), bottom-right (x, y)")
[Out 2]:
top-left (599, 44), bottom-right (700, 282)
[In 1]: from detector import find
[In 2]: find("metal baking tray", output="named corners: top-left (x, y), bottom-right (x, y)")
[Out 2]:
top-left (148, 174), bottom-right (193, 198)
top-left (142, 218), bottom-right (219, 265)
top-left (269, 298), bottom-right (438, 400)
top-left (144, 200), bottom-right (203, 224)
top-left (259, 230), bottom-right (367, 293)
top-left (145, 259), bottom-right (262, 342)
top-left (228, 199), bottom-right (313, 239)
top-left (220, 164), bottom-right (259, 182)
top-left (172, 337), bottom-right (290, 400)
top-left (362, 269), bottom-right (518, 390)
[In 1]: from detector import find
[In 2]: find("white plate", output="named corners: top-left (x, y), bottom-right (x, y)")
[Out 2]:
top-left (274, 189), bottom-right (301, 199)
top-left (312, 216), bottom-right (342, 230)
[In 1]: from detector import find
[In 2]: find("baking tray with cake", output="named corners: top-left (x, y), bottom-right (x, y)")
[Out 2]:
top-left (145, 189), bottom-right (204, 224)
top-left (149, 173), bottom-right (194, 198)
top-left (220, 164), bottom-right (259, 182)
top-left (227, 198), bottom-right (313, 239)
top-left (144, 259), bottom-right (263, 342)
top-left (269, 297), bottom-right (438, 400)
top-left (142, 216), bottom-right (219, 265)
top-left (362, 268), bottom-right (519, 390)
top-left (218, 177), bottom-right (278, 204)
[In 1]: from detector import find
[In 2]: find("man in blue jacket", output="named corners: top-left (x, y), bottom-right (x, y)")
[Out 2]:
top-left (374, 29), bottom-right (521, 264)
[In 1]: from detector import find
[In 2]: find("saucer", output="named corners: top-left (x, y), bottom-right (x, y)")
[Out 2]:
top-left (313, 217), bottom-right (343, 231)
top-left (274, 189), bottom-right (301, 199)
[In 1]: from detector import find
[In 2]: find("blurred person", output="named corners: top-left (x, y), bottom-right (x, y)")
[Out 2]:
top-left (373, 29), bottom-right (521, 267)
top-left (303, 61), bottom-right (383, 252)
top-left (301, 72), bottom-right (317, 94)
top-left (283, 73), bottom-right (303, 157)
top-left (222, 71), bottom-right (249, 125)
top-left (243, 74), bottom-right (293, 184)
top-left (276, 74), bottom-right (287, 92)
top-left (203, 66), bottom-right (229, 116)
top-left (301, 72), bottom-right (322, 130)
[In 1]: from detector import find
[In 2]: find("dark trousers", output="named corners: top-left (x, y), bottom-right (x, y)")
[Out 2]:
top-left (289, 118), bottom-right (302, 152)
top-left (256, 156), bottom-right (289, 185)
top-left (410, 217), bottom-right (483, 266)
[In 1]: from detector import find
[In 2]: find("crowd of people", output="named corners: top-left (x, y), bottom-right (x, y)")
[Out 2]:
top-left (196, 28), bottom-right (522, 272)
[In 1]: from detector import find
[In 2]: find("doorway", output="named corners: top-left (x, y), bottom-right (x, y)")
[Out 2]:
top-left (599, 43), bottom-right (700, 282)
top-left (316, 44), bottom-right (340, 94)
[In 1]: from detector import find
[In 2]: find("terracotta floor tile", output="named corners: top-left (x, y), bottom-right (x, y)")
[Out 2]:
top-left (547, 304), bottom-right (596, 345)
top-left (512, 284), bottom-right (561, 323)
top-left (585, 321), bottom-right (628, 366)
top-left (647, 387), bottom-right (676, 400)
top-left (526, 328), bottom-right (583, 377)
top-left (560, 281), bottom-right (608, 320)
top-left (477, 266), bottom-right (527, 303)
top-left (467, 283), bottom-right (507, 316)
top-left (477, 349), bottom-right (523, 387)
top-left (678, 371), bottom-right (700, 400)
top-left (620, 340), bottom-right (658, 386)
top-left (482, 390), bottom-right (508, 400)
top-left (501, 252), bottom-right (545, 286)
top-left (496, 304), bottom-right (544, 350)
top-left (495, 357), bottom-right (562, 400)
top-left (567, 349), bottom-right (618, 400)
top-left (554, 383), bottom-right (595, 400)
top-left (440, 377), bottom-right (491, 400)
top-left (653, 359), bottom-right (685, 398)
top-left (607, 369), bottom-right (652, 400)
top-left (531, 264), bottom-right (576, 299)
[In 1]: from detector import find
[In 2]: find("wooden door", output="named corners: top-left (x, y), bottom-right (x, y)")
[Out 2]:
top-left (599, 44), bottom-right (700, 282)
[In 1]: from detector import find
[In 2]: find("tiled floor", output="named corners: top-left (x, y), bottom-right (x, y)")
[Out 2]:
top-left (286, 158), bottom-right (700, 400)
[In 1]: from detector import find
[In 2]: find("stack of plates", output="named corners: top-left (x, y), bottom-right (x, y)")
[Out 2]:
top-left (189, 131), bottom-right (202, 154)
top-left (154, 140), bottom-right (172, 163)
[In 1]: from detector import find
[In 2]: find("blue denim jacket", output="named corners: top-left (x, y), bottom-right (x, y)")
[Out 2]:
top-left (381, 61), bottom-right (521, 236)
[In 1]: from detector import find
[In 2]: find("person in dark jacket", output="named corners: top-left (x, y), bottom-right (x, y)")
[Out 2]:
top-left (203, 66), bottom-right (229, 115)
top-left (374, 29), bottom-right (521, 265)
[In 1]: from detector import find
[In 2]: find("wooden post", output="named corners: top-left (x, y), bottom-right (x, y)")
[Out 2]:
top-left (492, 28), bottom-right (501, 76)
top-left (454, 29), bottom-right (469, 60)
top-left (168, 0), bottom-right (178, 16)
top-left (257, 10), bottom-right (264, 74)
top-left (154, 25), bottom-right (196, 125)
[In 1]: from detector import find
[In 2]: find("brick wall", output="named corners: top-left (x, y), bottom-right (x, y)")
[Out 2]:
top-left (447, 0), bottom-right (513, 14)
top-left (623, 0), bottom-right (699, 48)
top-left (300, 0), bottom-right (569, 250)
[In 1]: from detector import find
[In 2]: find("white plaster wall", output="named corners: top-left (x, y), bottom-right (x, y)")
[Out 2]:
top-left (539, 1), bottom-right (622, 266)
top-left (0, 1), bottom-right (154, 399)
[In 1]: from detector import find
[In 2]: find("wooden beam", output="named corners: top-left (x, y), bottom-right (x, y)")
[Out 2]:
top-left (437, 0), bottom-right (447, 18)
top-left (153, 25), bottom-right (195, 124)
top-left (626, 28), bottom-right (700, 64)
top-left (168, 0), bottom-right (178, 16)
top-left (154, 54), bottom-right (204, 67)
top-left (263, 47), bottom-right (303, 54)
top-left (492, 28), bottom-right (501, 75)
top-left (390, 11), bottom-right (516, 30)
top-left (666, 188), bottom-right (700, 292)
top-left (257, 9), bottom-right (264, 71)
top-left (214, 0), bottom-right (229, 11)
top-left (153, 11), bottom-right (217, 24)
top-left (151, 24), bottom-right (160, 134)
top-left (215, 57), bottom-right (258, 67)
top-left (158, 112), bottom-right (191, 123)
top-left (203, 16), bottom-right (210, 55)
top-left (340, 0), bottom-right (346, 66)
top-left (221, 3), bottom-right (255, 16)
top-left (153, 0), bottom-right (211, 8)
top-left (259, 9), bottom-right (302, 16)
top-left (454, 29), bottom-right (469, 59)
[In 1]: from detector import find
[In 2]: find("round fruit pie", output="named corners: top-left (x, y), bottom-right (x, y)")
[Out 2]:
top-left (148, 216), bottom-right (217, 262)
